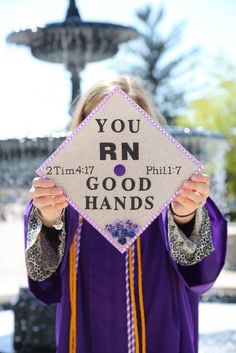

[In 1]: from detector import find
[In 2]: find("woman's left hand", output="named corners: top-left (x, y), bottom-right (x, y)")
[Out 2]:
top-left (171, 173), bottom-right (210, 223)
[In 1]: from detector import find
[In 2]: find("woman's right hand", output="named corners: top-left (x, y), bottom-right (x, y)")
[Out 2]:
top-left (29, 177), bottom-right (68, 224)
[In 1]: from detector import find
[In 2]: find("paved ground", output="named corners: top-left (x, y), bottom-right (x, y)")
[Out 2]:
top-left (0, 215), bottom-right (28, 305)
top-left (199, 303), bottom-right (236, 353)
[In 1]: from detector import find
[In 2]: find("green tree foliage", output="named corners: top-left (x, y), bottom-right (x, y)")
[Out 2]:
top-left (121, 5), bottom-right (198, 124)
top-left (177, 59), bottom-right (236, 197)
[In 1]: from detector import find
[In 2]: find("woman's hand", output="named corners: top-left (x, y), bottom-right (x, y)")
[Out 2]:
top-left (171, 173), bottom-right (210, 224)
top-left (29, 177), bottom-right (68, 225)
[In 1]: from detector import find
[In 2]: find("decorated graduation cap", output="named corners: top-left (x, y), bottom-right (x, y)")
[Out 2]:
top-left (36, 87), bottom-right (203, 253)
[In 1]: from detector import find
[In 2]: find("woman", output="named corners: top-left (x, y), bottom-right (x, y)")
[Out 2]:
top-left (24, 76), bottom-right (227, 353)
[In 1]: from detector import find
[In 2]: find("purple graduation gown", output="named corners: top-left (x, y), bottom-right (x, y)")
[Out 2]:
top-left (24, 198), bottom-right (227, 353)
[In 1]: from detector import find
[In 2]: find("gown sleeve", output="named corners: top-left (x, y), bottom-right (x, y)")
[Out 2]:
top-left (167, 205), bottom-right (215, 266)
top-left (164, 197), bottom-right (227, 294)
top-left (25, 206), bottom-right (66, 281)
top-left (23, 200), bottom-right (79, 305)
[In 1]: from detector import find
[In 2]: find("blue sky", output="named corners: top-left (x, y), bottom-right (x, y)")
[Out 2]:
top-left (1, 0), bottom-right (236, 138)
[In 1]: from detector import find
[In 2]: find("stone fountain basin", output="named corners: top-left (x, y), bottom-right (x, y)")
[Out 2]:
top-left (7, 21), bottom-right (140, 64)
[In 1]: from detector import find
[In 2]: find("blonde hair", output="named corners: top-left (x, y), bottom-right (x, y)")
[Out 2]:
top-left (71, 75), bottom-right (165, 130)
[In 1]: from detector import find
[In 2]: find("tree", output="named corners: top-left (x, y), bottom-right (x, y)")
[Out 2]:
top-left (120, 5), bottom-right (198, 124)
top-left (176, 58), bottom-right (236, 197)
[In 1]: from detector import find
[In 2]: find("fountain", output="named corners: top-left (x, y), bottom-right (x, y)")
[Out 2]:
top-left (4, 0), bottom-right (230, 215)
top-left (7, 0), bottom-right (140, 104)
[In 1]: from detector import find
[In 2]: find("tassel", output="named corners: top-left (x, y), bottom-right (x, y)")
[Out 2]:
top-left (128, 237), bottom-right (147, 353)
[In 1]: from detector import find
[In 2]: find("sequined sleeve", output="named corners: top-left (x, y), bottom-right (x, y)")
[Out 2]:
top-left (25, 207), bottom-right (66, 281)
top-left (167, 206), bottom-right (215, 266)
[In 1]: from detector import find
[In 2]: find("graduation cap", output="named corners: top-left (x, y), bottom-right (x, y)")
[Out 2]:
top-left (36, 87), bottom-right (203, 253)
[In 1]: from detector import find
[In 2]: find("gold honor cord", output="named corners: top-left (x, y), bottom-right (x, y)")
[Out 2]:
top-left (137, 236), bottom-right (147, 353)
top-left (69, 234), bottom-right (77, 353)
